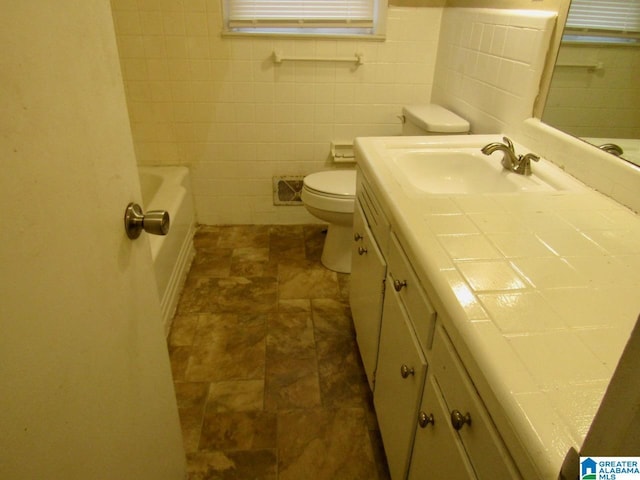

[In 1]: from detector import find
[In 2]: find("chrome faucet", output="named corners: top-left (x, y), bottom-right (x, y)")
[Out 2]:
top-left (598, 143), bottom-right (624, 157)
top-left (481, 136), bottom-right (540, 176)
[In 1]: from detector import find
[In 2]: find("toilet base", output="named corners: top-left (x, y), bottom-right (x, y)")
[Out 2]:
top-left (320, 222), bottom-right (352, 273)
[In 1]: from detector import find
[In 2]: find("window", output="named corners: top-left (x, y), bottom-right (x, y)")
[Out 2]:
top-left (222, 0), bottom-right (387, 38)
top-left (564, 0), bottom-right (640, 43)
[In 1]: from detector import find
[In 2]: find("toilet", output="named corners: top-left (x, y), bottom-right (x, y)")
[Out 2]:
top-left (302, 104), bottom-right (470, 273)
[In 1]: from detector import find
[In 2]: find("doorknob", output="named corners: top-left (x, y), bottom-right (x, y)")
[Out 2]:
top-left (124, 202), bottom-right (170, 239)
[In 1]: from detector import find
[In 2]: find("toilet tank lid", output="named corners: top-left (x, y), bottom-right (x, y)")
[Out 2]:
top-left (403, 104), bottom-right (470, 133)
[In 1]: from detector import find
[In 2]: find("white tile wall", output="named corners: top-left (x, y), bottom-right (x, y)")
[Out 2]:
top-left (110, 1), bottom-right (443, 224)
top-left (432, 8), bottom-right (557, 134)
top-left (111, 3), bottom-right (572, 225)
top-left (513, 118), bottom-right (640, 213)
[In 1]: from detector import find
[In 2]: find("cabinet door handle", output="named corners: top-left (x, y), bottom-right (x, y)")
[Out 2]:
top-left (400, 364), bottom-right (415, 378)
top-left (418, 411), bottom-right (435, 428)
top-left (393, 279), bottom-right (407, 291)
top-left (358, 246), bottom-right (368, 255)
top-left (450, 410), bottom-right (472, 430)
top-left (354, 232), bottom-right (363, 241)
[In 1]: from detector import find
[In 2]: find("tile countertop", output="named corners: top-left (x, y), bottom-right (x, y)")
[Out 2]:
top-left (355, 135), bottom-right (640, 479)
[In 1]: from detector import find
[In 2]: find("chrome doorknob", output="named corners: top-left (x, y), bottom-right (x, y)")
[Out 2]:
top-left (124, 202), bottom-right (170, 239)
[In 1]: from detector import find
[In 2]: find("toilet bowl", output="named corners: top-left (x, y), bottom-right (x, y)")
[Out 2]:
top-left (302, 104), bottom-right (470, 273)
top-left (301, 170), bottom-right (356, 273)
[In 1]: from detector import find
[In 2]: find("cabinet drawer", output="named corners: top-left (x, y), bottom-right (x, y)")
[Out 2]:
top-left (432, 326), bottom-right (520, 479)
top-left (388, 233), bottom-right (436, 352)
top-left (356, 168), bottom-right (390, 254)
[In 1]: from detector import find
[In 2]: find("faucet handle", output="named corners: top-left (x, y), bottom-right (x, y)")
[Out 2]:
top-left (502, 136), bottom-right (515, 152)
top-left (515, 152), bottom-right (540, 176)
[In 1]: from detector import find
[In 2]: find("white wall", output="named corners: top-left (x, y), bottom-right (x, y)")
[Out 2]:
top-left (432, 8), bottom-right (557, 133)
top-left (110, 3), bottom-right (562, 225)
top-left (110, 1), bottom-right (443, 224)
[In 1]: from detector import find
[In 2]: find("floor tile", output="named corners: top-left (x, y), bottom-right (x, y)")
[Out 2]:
top-left (207, 380), bottom-right (264, 413)
top-left (187, 449), bottom-right (277, 480)
top-left (278, 261), bottom-right (340, 299)
top-left (277, 407), bottom-right (378, 480)
top-left (169, 225), bottom-right (389, 479)
top-left (199, 410), bottom-right (277, 451)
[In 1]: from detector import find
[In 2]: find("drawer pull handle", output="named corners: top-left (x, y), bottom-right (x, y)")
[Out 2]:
top-left (450, 410), bottom-right (472, 430)
top-left (354, 232), bottom-right (363, 241)
top-left (418, 411), bottom-right (435, 428)
top-left (393, 279), bottom-right (408, 292)
top-left (358, 246), bottom-right (368, 255)
top-left (400, 364), bottom-right (415, 378)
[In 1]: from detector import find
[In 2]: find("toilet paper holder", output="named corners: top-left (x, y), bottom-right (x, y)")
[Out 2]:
top-left (331, 142), bottom-right (355, 164)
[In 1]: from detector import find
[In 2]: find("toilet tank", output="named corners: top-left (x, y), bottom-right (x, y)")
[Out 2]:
top-left (402, 104), bottom-right (470, 136)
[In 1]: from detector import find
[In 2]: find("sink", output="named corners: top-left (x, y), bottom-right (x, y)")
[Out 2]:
top-left (390, 149), bottom-right (558, 194)
top-left (376, 139), bottom-right (586, 195)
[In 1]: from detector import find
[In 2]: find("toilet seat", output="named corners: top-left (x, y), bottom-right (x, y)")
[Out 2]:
top-left (302, 170), bottom-right (356, 214)
top-left (303, 170), bottom-right (356, 198)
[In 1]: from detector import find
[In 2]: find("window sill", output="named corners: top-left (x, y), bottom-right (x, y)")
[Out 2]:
top-left (221, 30), bottom-right (386, 41)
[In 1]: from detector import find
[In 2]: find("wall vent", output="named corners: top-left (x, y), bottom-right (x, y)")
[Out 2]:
top-left (272, 176), bottom-right (304, 205)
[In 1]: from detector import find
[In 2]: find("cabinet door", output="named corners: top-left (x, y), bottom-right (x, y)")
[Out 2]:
top-left (433, 326), bottom-right (521, 479)
top-left (350, 202), bottom-right (387, 390)
top-left (408, 375), bottom-right (477, 480)
top-left (374, 284), bottom-right (427, 480)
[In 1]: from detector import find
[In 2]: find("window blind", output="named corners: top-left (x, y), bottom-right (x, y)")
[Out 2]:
top-left (226, 0), bottom-right (376, 30)
top-left (565, 0), bottom-right (640, 34)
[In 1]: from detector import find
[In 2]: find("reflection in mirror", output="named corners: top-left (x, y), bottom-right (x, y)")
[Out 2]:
top-left (541, 0), bottom-right (640, 167)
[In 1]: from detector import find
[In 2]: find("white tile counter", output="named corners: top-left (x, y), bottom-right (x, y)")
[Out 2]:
top-left (355, 134), bottom-right (640, 478)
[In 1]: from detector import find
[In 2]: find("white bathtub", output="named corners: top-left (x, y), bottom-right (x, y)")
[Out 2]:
top-left (139, 166), bottom-right (196, 335)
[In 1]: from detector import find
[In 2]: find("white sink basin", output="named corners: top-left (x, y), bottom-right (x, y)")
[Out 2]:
top-left (391, 149), bottom-right (558, 194)
top-left (371, 137), bottom-right (586, 195)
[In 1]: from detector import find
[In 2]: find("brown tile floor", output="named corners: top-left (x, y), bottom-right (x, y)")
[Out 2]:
top-left (168, 225), bottom-right (390, 480)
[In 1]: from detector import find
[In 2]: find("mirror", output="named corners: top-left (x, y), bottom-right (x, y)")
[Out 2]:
top-left (541, 1), bottom-right (640, 167)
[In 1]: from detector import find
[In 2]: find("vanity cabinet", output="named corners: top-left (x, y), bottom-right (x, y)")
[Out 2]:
top-left (408, 375), bottom-right (477, 480)
top-left (374, 275), bottom-right (428, 480)
top-left (350, 202), bottom-right (387, 389)
top-left (350, 167), bottom-right (389, 390)
top-left (373, 233), bottom-right (435, 480)
top-left (350, 169), bottom-right (523, 480)
top-left (408, 326), bottom-right (520, 480)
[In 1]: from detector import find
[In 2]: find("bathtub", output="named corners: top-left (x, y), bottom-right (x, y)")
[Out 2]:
top-left (139, 166), bottom-right (196, 335)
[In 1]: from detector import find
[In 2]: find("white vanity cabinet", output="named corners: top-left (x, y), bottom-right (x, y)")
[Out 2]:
top-left (351, 169), bottom-right (524, 480)
top-left (408, 325), bottom-right (521, 479)
top-left (374, 274), bottom-right (428, 480)
top-left (350, 167), bottom-right (389, 390)
top-left (408, 375), bottom-right (477, 480)
top-left (373, 233), bottom-right (436, 480)
top-left (350, 201), bottom-right (387, 389)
